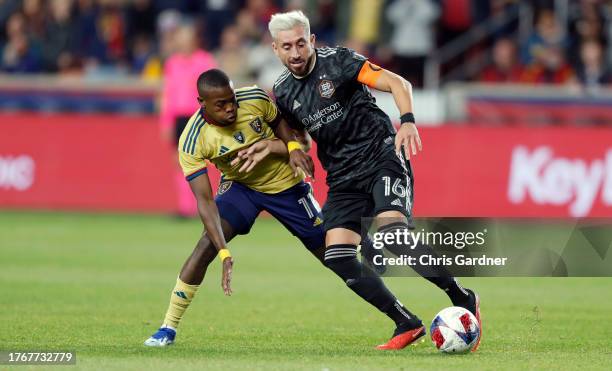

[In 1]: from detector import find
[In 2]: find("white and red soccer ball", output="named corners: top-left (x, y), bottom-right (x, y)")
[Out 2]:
top-left (430, 307), bottom-right (480, 353)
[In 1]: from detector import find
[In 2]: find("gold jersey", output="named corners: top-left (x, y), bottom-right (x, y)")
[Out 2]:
top-left (178, 86), bottom-right (302, 194)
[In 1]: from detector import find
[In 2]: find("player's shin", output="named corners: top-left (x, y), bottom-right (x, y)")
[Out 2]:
top-left (377, 222), bottom-right (471, 306)
top-left (360, 233), bottom-right (386, 275)
top-left (162, 277), bottom-right (200, 330)
top-left (324, 244), bottom-right (422, 328)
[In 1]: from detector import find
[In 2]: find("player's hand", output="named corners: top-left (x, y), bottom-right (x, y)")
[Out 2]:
top-left (231, 140), bottom-right (271, 172)
top-left (289, 149), bottom-right (314, 178)
top-left (221, 256), bottom-right (233, 296)
top-left (395, 123), bottom-right (422, 160)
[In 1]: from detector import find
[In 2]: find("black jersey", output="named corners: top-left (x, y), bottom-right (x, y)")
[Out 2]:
top-left (273, 46), bottom-right (402, 188)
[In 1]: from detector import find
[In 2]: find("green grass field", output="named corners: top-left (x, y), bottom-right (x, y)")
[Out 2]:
top-left (1, 211), bottom-right (612, 370)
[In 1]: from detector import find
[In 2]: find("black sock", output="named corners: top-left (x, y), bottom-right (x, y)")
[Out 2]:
top-left (379, 223), bottom-right (471, 305)
top-left (433, 275), bottom-right (471, 306)
top-left (324, 244), bottom-right (422, 328)
top-left (360, 233), bottom-right (386, 274)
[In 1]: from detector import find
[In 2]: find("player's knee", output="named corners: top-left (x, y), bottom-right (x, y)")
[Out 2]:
top-left (377, 220), bottom-right (410, 235)
top-left (377, 210), bottom-right (407, 221)
top-left (376, 221), bottom-right (417, 257)
top-left (325, 228), bottom-right (361, 246)
top-left (376, 222), bottom-right (411, 250)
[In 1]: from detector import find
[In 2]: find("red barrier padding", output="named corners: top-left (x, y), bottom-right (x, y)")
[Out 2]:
top-left (1, 113), bottom-right (611, 217)
top-left (1, 113), bottom-right (180, 212)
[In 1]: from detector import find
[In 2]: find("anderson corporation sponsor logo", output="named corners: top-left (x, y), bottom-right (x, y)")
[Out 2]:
top-left (0, 155), bottom-right (35, 191)
top-left (508, 146), bottom-right (612, 217)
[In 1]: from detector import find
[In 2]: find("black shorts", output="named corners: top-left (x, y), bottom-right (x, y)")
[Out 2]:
top-left (322, 159), bottom-right (414, 233)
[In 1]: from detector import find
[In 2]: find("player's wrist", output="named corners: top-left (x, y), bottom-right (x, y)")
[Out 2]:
top-left (218, 248), bottom-right (232, 262)
top-left (261, 139), bottom-right (273, 154)
top-left (400, 112), bottom-right (415, 126)
top-left (287, 141), bottom-right (302, 153)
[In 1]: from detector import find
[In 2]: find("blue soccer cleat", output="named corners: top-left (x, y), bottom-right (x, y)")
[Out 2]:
top-left (144, 326), bottom-right (176, 347)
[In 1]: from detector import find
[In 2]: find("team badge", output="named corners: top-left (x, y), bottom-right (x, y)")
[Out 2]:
top-left (233, 131), bottom-right (245, 144)
top-left (249, 117), bottom-right (263, 133)
top-left (318, 79), bottom-right (335, 98)
top-left (217, 181), bottom-right (232, 195)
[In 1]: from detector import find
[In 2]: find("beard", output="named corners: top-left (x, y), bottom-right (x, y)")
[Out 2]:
top-left (288, 52), bottom-right (315, 77)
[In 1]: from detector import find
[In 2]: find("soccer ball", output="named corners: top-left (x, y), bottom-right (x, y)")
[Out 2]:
top-left (430, 306), bottom-right (480, 353)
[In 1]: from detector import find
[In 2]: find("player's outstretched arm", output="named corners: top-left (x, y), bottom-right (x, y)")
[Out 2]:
top-left (231, 129), bottom-right (312, 173)
top-left (357, 61), bottom-right (423, 160)
top-left (269, 115), bottom-right (314, 177)
top-left (231, 139), bottom-right (284, 172)
top-left (189, 173), bottom-right (233, 296)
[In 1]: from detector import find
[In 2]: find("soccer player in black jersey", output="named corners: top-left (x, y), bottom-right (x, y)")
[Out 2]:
top-left (267, 11), bottom-right (482, 351)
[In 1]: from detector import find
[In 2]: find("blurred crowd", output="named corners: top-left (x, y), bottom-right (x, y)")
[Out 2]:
top-left (480, 2), bottom-right (612, 93)
top-left (1, 0), bottom-right (611, 91)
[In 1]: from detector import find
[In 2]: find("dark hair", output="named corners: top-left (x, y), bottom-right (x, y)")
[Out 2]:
top-left (197, 69), bottom-right (231, 95)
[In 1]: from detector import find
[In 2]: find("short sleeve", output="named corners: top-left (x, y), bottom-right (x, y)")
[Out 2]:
top-left (178, 150), bottom-right (208, 181)
top-left (260, 98), bottom-right (279, 123)
top-left (337, 47), bottom-right (368, 82)
top-left (237, 86), bottom-right (278, 123)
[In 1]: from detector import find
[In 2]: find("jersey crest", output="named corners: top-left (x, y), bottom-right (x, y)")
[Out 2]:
top-left (249, 117), bottom-right (263, 133)
top-left (318, 79), bottom-right (335, 98)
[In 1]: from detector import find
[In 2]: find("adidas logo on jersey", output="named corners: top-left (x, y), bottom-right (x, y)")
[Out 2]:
top-left (293, 99), bottom-right (301, 110)
top-left (391, 198), bottom-right (403, 207)
top-left (313, 216), bottom-right (323, 226)
top-left (218, 146), bottom-right (230, 155)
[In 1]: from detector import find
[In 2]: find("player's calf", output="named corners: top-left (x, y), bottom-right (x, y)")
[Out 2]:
top-left (144, 232), bottom-right (227, 347)
top-left (377, 221), bottom-right (472, 305)
top-left (360, 233), bottom-right (386, 275)
top-left (323, 244), bottom-right (422, 329)
top-left (179, 234), bottom-right (219, 284)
